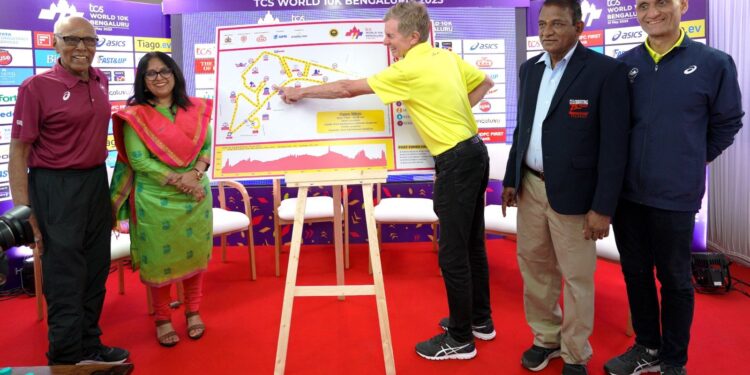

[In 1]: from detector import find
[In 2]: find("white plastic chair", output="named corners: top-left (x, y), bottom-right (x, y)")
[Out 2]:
top-left (373, 185), bottom-right (439, 252)
top-left (484, 144), bottom-right (517, 238)
top-left (214, 180), bottom-right (256, 280)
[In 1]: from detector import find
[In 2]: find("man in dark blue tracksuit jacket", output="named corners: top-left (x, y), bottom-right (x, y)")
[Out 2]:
top-left (604, 1), bottom-right (744, 375)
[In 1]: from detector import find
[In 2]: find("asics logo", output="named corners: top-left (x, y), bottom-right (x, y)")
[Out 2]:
top-left (684, 65), bottom-right (697, 74)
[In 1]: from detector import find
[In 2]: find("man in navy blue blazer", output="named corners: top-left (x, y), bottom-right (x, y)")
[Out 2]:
top-left (502, 1), bottom-right (630, 374)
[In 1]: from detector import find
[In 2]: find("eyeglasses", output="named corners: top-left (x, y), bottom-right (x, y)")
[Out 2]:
top-left (55, 34), bottom-right (99, 47)
top-left (538, 21), bottom-right (574, 31)
top-left (145, 68), bottom-right (173, 81)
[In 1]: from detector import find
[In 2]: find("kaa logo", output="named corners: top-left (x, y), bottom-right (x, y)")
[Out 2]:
top-left (580, 0), bottom-right (603, 27)
top-left (38, 0), bottom-right (85, 21)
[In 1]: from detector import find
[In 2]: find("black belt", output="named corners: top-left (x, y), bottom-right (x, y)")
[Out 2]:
top-left (525, 166), bottom-right (545, 181)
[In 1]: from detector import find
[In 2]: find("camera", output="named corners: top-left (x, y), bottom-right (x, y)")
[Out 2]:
top-left (0, 205), bottom-right (35, 287)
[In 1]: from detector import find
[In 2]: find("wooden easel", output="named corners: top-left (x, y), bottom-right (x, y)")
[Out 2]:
top-left (274, 169), bottom-right (395, 375)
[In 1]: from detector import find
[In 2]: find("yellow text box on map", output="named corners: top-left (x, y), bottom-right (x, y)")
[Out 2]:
top-left (317, 110), bottom-right (385, 134)
top-left (680, 19), bottom-right (705, 38)
top-left (134, 37), bottom-right (172, 52)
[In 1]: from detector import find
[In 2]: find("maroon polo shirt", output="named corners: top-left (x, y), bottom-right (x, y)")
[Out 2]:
top-left (11, 61), bottom-right (110, 169)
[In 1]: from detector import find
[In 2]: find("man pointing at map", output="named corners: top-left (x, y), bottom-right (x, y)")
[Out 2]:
top-left (280, 1), bottom-right (495, 361)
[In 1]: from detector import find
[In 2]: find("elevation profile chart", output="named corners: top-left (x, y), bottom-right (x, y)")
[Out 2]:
top-left (218, 141), bottom-right (393, 177)
top-left (212, 19), bottom-right (418, 179)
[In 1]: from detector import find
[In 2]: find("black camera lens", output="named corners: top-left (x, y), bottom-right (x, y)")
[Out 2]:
top-left (0, 251), bottom-right (8, 286)
top-left (0, 205), bottom-right (35, 251)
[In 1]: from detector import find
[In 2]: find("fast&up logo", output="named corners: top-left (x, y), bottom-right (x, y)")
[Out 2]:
top-left (0, 50), bottom-right (12, 66)
top-left (345, 27), bottom-right (363, 39)
top-left (98, 56), bottom-right (126, 64)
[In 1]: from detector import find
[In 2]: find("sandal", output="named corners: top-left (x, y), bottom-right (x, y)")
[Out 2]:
top-left (156, 320), bottom-right (179, 347)
top-left (185, 311), bottom-right (205, 340)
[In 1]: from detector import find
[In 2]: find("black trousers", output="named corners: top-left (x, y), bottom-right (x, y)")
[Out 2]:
top-left (29, 165), bottom-right (113, 365)
top-left (433, 135), bottom-right (491, 343)
top-left (612, 199), bottom-right (696, 367)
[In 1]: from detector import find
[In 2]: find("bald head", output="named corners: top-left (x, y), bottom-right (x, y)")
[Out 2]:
top-left (53, 16), bottom-right (97, 80)
top-left (54, 16), bottom-right (95, 36)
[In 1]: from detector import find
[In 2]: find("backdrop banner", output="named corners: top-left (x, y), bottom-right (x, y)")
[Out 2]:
top-left (162, 0), bottom-right (530, 14)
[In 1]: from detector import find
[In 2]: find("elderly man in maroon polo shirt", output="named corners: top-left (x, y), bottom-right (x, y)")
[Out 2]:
top-left (9, 16), bottom-right (128, 365)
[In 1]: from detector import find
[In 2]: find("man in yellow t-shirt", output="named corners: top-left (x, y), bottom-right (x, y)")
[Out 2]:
top-left (280, 1), bottom-right (495, 361)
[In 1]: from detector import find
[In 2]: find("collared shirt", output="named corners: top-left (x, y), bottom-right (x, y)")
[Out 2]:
top-left (525, 42), bottom-right (578, 172)
top-left (367, 42), bottom-right (486, 156)
top-left (645, 28), bottom-right (685, 63)
top-left (12, 60), bottom-right (110, 169)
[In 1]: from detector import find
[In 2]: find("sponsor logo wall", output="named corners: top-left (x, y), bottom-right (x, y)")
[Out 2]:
top-left (526, 0), bottom-right (706, 59)
top-left (0, 0), bottom-right (169, 202)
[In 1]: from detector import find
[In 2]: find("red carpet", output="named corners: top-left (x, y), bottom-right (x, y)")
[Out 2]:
top-left (1, 239), bottom-right (749, 374)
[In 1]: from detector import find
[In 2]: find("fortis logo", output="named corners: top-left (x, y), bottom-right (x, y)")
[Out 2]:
top-left (38, 0), bottom-right (84, 21)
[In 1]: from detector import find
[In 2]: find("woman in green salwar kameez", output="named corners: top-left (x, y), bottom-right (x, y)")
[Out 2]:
top-left (110, 52), bottom-right (213, 347)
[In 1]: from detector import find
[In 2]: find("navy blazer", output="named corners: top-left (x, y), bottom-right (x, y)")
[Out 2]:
top-left (503, 43), bottom-right (630, 216)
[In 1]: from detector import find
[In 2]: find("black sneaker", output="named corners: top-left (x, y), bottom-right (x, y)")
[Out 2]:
top-left (563, 363), bottom-right (589, 375)
top-left (661, 367), bottom-right (686, 375)
top-left (77, 345), bottom-right (129, 365)
top-left (415, 332), bottom-right (476, 360)
top-left (521, 345), bottom-right (561, 371)
top-left (438, 317), bottom-right (496, 341)
top-left (604, 344), bottom-right (660, 375)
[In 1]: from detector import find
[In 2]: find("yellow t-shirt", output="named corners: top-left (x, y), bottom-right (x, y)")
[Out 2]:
top-left (367, 42), bottom-right (486, 156)
top-left (645, 28), bottom-right (685, 63)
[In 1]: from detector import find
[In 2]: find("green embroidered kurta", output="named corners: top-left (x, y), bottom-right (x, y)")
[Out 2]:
top-left (122, 106), bottom-right (213, 287)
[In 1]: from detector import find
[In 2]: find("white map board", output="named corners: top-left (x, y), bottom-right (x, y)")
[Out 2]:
top-left (212, 20), bottom-right (433, 179)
